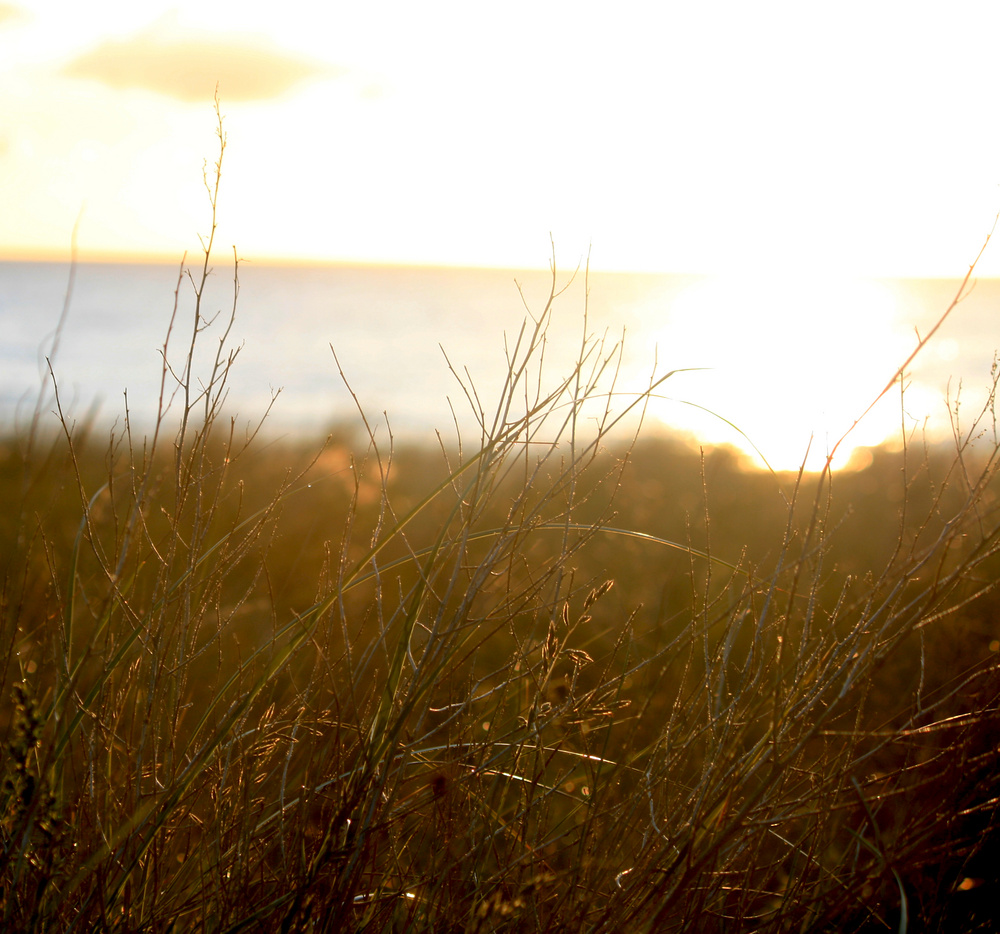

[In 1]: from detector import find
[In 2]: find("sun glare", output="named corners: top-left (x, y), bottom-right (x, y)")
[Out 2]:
top-left (647, 275), bottom-right (922, 471)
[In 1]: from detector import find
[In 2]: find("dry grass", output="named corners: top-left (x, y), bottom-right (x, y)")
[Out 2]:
top-left (3, 107), bottom-right (1000, 933)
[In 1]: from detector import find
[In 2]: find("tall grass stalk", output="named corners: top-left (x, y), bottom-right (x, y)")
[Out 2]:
top-left (3, 111), bottom-right (1000, 932)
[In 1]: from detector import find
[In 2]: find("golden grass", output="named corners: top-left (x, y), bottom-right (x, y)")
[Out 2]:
top-left (3, 105), bottom-right (1000, 933)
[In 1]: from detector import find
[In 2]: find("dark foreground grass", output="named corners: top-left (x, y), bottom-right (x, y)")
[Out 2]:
top-left (4, 118), bottom-right (1000, 932)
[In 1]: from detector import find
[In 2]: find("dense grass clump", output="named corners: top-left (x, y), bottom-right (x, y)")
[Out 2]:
top-left (3, 118), bottom-right (1000, 933)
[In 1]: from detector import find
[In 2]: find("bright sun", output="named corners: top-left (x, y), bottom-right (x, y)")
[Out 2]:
top-left (645, 275), bottom-right (936, 472)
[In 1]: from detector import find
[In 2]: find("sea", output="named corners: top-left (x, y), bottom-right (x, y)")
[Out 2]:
top-left (3, 259), bottom-right (999, 470)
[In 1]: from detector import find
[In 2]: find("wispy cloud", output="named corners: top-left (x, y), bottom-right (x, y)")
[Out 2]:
top-left (62, 26), bottom-right (342, 103)
top-left (0, 3), bottom-right (27, 27)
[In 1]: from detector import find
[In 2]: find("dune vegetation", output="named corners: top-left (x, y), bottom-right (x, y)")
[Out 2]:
top-left (3, 111), bottom-right (1000, 933)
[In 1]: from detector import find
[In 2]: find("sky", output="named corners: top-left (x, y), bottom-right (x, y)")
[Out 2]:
top-left (3, 1), bottom-right (1000, 275)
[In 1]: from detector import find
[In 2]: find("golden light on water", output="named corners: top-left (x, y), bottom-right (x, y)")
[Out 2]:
top-left (645, 276), bottom-right (951, 472)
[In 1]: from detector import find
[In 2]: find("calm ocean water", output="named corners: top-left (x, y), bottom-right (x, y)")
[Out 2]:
top-left (3, 260), bottom-right (999, 467)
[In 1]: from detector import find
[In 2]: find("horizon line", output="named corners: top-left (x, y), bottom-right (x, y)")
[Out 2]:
top-left (0, 247), bottom-right (995, 282)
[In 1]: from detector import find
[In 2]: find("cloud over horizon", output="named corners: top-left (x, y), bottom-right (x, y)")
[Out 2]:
top-left (62, 27), bottom-right (341, 103)
top-left (0, 3), bottom-right (26, 26)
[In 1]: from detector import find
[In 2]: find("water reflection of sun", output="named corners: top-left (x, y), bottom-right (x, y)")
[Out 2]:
top-left (645, 274), bottom-right (936, 472)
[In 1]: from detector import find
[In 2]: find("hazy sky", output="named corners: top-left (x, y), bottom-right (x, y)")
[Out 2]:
top-left (3, 1), bottom-right (1000, 274)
